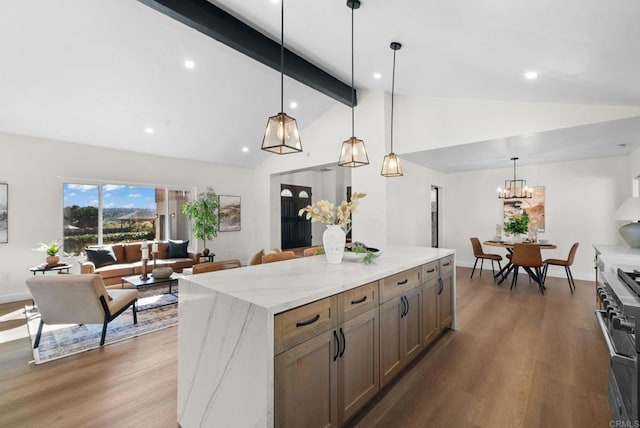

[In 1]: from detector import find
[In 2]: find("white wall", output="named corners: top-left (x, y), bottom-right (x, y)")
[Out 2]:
top-left (395, 96), bottom-right (640, 154)
top-left (0, 132), bottom-right (256, 302)
top-left (444, 156), bottom-right (630, 280)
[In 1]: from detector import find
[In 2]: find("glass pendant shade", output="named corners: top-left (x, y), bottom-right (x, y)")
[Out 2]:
top-left (261, 112), bottom-right (302, 154)
top-left (338, 137), bottom-right (369, 167)
top-left (381, 152), bottom-right (403, 177)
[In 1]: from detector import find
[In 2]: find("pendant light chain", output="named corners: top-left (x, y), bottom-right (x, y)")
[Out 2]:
top-left (390, 47), bottom-right (396, 153)
top-left (280, 0), bottom-right (284, 114)
top-left (351, 5), bottom-right (355, 138)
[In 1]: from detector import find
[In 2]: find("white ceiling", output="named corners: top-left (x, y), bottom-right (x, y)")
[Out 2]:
top-left (1, 0), bottom-right (639, 170)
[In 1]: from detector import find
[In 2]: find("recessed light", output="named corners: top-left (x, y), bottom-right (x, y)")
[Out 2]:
top-left (144, 128), bottom-right (154, 134)
top-left (242, 147), bottom-right (249, 153)
top-left (619, 143), bottom-right (627, 148)
top-left (373, 72), bottom-right (382, 80)
top-left (524, 71), bottom-right (538, 80)
top-left (289, 101), bottom-right (298, 109)
top-left (184, 59), bottom-right (195, 69)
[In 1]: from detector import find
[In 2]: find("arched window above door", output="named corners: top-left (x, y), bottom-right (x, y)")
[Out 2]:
top-left (280, 189), bottom-right (293, 197)
top-left (298, 190), bottom-right (309, 199)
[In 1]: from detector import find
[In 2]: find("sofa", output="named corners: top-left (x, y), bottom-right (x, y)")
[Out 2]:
top-left (79, 241), bottom-right (198, 287)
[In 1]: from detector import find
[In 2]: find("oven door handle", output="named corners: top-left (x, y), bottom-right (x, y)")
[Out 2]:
top-left (595, 310), bottom-right (636, 368)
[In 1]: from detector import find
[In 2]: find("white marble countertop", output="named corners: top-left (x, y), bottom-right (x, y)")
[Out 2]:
top-left (180, 245), bottom-right (455, 314)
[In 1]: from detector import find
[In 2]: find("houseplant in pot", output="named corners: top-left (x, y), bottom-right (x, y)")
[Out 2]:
top-left (503, 214), bottom-right (529, 243)
top-left (35, 240), bottom-right (61, 266)
top-left (182, 187), bottom-right (221, 256)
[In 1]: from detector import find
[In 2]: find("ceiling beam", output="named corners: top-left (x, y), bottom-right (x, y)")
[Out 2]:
top-left (138, 0), bottom-right (356, 106)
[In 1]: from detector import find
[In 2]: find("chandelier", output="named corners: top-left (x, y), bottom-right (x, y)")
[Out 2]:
top-left (497, 157), bottom-right (532, 199)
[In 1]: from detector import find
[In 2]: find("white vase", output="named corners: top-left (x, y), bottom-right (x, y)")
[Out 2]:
top-left (323, 225), bottom-right (346, 264)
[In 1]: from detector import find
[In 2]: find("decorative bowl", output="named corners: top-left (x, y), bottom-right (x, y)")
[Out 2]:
top-left (152, 267), bottom-right (173, 279)
top-left (538, 239), bottom-right (549, 244)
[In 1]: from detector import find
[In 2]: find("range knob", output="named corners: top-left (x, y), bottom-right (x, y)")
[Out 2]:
top-left (603, 299), bottom-right (614, 310)
top-left (613, 316), bottom-right (635, 333)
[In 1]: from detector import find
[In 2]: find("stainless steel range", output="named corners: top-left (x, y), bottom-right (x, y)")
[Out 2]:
top-left (596, 268), bottom-right (640, 423)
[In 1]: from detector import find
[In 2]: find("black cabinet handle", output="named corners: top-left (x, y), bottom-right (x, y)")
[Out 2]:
top-left (296, 314), bottom-right (320, 328)
top-left (426, 268), bottom-right (435, 273)
top-left (401, 296), bottom-right (408, 318)
top-left (351, 295), bottom-right (367, 305)
top-left (438, 278), bottom-right (444, 295)
top-left (443, 262), bottom-right (451, 267)
top-left (400, 296), bottom-right (405, 318)
top-left (397, 279), bottom-right (409, 285)
top-left (339, 328), bottom-right (346, 358)
top-left (405, 296), bottom-right (410, 315)
top-left (333, 330), bottom-right (339, 361)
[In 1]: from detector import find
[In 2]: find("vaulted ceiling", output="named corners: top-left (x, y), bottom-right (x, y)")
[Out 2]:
top-left (1, 0), bottom-right (639, 170)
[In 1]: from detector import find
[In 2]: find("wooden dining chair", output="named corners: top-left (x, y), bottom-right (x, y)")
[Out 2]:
top-left (542, 242), bottom-right (579, 293)
top-left (469, 237), bottom-right (503, 279)
top-left (303, 246), bottom-right (324, 257)
top-left (510, 244), bottom-right (545, 294)
top-left (192, 259), bottom-right (242, 274)
top-left (262, 251), bottom-right (296, 264)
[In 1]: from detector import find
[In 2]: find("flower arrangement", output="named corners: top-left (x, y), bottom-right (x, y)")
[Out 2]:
top-left (298, 192), bottom-right (366, 229)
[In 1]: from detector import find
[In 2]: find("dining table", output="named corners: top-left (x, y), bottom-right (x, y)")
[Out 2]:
top-left (483, 240), bottom-right (557, 285)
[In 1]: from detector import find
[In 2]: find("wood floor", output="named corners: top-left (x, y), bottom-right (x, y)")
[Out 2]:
top-left (0, 267), bottom-right (611, 427)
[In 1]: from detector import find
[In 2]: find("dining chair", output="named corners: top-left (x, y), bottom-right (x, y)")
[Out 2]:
top-left (542, 242), bottom-right (579, 293)
top-left (469, 237), bottom-right (503, 279)
top-left (192, 259), bottom-right (242, 274)
top-left (303, 246), bottom-right (324, 257)
top-left (262, 250), bottom-right (296, 264)
top-left (510, 244), bottom-right (545, 294)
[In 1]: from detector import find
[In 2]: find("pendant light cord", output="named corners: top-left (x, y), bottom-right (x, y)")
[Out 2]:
top-left (351, 6), bottom-right (355, 138)
top-left (280, 0), bottom-right (284, 114)
top-left (390, 48), bottom-right (396, 153)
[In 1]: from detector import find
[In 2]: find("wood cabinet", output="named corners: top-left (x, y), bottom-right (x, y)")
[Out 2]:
top-left (379, 282), bottom-right (422, 387)
top-left (438, 256), bottom-right (454, 330)
top-left (274, 257), bottom-right (455, 427)
top-left (275, 330), bottom-right (338, 428)
top-left (275, 282), bottom-right (379, 428)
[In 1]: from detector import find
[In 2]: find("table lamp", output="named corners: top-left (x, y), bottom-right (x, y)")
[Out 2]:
top-left (615, 196), bottom-right (640, 248)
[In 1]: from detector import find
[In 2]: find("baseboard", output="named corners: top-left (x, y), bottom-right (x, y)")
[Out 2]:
top-left (457, 260), bottom-right (594, 282)
top-left (0, 292), bottom-right (31, 305)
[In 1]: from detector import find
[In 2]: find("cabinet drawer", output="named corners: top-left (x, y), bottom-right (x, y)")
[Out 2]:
top-left (339, 281), bottom-right (378, 323)
top-left (380, 267), bottom-right (421, 303)
top-left (274, 296), bottom-right (338, 355)
top-left (440, 256), bottom-right (454, 276)
top-left (422, 261), bottom-right (439, 283)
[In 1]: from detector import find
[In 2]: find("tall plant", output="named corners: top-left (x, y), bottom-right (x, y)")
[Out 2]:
top-left (182, 187), bottom-right (221, 252)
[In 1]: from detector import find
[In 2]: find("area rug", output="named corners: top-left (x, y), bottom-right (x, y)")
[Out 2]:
top-left (25, 289), bottom-right (178, 364)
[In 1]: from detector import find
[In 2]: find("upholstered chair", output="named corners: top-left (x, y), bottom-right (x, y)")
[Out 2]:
top-left (543, 242), bottom-right (579, 293)
top-left (469, 237), bottom-right (503, 279)
top-left (192, 259), bottom-right (242, 274)
top-left (25, 274), bottom-right (138, 348)
top-left (262, 251), bottom-right (296, 264)
top-left (510, 244), bottom-right (545, 294)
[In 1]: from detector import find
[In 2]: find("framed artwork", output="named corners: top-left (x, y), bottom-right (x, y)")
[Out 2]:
top-left (0, 183), bottom-right (7, 243)
top-left (503, 185), bottom-right (545, 232)
top-left (219, 195), bottom-right (241, 232)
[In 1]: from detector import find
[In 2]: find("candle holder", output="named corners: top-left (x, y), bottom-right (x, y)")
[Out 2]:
top-left (152, 251), bottom-right (158, 269)
top-left (140, 258), bottom-right (149, 280)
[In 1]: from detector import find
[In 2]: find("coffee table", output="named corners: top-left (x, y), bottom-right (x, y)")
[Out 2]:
top-left (121, 274), bottom-right (180, 310)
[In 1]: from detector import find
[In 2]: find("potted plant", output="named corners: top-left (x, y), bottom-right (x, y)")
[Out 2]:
top-left (182, 187), bottom-right (220, 256)
top-left (35, 240), bottom-right (61, 266)
top-left (504, 214), bottom-right (530, 241)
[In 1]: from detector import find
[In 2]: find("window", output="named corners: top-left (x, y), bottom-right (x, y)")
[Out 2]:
top-left (63, 183), bottom-right (191, 256)
top-left (281, 189), bottom-right (293, 197)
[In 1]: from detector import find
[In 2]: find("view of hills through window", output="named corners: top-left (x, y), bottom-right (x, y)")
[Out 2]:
top-left (63, 183), bottom-right (190, 256)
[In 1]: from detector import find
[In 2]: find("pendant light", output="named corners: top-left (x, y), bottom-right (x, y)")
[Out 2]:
top-left (497, 157), bottom-right (532, 199)
top-left (381, 42), bottom-right (403, 177)
top-left (338, 0), bottom-right (369, 168)
top-left (261, 0), bottom-right (302, 154)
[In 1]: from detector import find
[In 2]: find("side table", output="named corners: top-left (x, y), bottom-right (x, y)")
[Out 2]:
top-left (200, 254), bottom-right (216, 263)
top-left (30, 264), bottom-right (72, 275)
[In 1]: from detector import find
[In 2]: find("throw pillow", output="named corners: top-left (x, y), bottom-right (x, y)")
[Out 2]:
top-left (167, 240), bottom-right (189, 259)
top-left (85, 247), bottom-right (118, 269)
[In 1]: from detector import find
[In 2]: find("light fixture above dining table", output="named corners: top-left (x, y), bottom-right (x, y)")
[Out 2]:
top-left (497, 157), bottom-right (532, 199)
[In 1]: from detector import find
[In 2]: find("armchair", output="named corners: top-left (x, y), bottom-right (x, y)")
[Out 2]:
top-left (25, 274), bottom-right (139, 347)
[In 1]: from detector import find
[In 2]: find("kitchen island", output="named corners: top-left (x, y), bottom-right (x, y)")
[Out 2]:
top-left (177, 245), bottom-right (456, 428)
